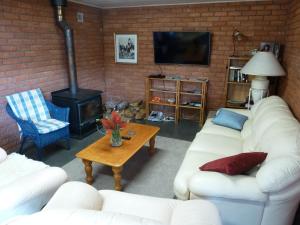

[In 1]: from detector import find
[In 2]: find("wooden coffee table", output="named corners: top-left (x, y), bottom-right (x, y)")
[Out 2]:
top-left (76, 123), bottom-right (160, 191)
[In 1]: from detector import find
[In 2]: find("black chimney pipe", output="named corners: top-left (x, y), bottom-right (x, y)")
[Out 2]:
top-left (51, 0), bottom-right (78, 95)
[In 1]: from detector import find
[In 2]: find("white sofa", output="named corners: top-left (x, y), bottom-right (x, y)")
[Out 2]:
top-left (3, 181), bottom-right (222, 225)
top-left (174, 96), bottom-right (300, 225)
top-left (0, 148), bottom-right (67, 223)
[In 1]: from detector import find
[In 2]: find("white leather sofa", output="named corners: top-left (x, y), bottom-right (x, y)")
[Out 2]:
top-left (174, 96), bottom-right (300, 225)
top-left (3, 181), bottom-right (222, 225)
top-left (0, 148), bottom-right (67, 223)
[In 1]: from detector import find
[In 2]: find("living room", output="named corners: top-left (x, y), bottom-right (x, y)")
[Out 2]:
top-left (0, 0), bottom-right (300, 224)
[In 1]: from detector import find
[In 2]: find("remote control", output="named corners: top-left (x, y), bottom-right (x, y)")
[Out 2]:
top-left (121, 136), bottom-right (131, 140)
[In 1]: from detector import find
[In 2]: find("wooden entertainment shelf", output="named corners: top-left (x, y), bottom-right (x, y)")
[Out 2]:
top-left (145, 77), bottom-right (208, 125)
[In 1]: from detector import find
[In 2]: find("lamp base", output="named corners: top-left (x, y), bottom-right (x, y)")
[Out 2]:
top-left (251, 76), bottom-right (269, 104)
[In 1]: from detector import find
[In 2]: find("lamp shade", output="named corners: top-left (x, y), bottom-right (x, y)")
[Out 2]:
top-left (241, 52), bottom-right (286, 77)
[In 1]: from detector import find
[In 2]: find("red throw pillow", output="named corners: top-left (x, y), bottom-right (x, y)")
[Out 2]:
top-left (199, 152), bottom-right (268, 175)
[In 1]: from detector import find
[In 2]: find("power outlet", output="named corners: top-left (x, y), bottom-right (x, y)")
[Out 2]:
top-left (76, 12), bottom-right (84, 23)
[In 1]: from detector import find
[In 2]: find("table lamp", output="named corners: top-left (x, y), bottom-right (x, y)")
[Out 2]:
top-left (241, 51), bottom-right (286, 104)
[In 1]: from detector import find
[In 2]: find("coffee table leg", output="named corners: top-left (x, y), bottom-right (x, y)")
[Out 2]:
top-left (148, 136), bottom-right (156, 156)
top-left (82, 159), bottom-right (94, 185)
top-left (112, 166), bottom-right (123, 191)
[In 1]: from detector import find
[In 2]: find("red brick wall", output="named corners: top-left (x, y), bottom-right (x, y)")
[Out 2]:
top-left (0, 0), bottom-right (104, 151)
top-left (0, 0), bottom-right (293, 151)
top-left (102, 1), bottom-right (288, 110)
top-left (279, 0), bottom-right (300, 121)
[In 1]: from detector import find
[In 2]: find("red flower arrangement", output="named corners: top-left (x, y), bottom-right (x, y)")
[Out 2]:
top-left (101, 111), bottom-right (126, 133)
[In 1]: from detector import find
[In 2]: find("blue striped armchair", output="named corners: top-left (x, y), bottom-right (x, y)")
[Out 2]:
top-left (6, 89), bottom-right (70, 160)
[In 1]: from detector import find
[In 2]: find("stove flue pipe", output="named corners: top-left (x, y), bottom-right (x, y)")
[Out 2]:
top-left (51, 0), bottom-right (78, 95)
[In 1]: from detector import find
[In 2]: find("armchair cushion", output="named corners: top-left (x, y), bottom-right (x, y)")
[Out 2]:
top-left (199, 152), bottom-right (267, 175)
top-left (34, 118), bottom-right (69, 134)
top-left (6, 88), bottom-right (51, 123)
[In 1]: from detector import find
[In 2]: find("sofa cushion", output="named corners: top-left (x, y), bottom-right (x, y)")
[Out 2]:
top-left (202, 118), bottom-right (242, 140)
top-left (212, 108), bottom-right (248, 131)
top-left (188, 132), bottom-right (243, 156)
top-left (0, 148), bottom-right (7, 163)
top-left (174, 151), bottom-right (225, 200)
top-left (200, 152), bottom-right (267, 175)
top-left (256, 156), bottom-right (300, 192)
top-left (188, 172), bottom-right (268, 202)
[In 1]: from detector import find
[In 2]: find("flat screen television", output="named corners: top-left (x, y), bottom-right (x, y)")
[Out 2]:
top-left (153, 32), bottom-right (211, 65)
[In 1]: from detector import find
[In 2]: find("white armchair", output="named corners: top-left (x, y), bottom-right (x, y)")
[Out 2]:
top-left (0, 148), bottom-right (67, 223)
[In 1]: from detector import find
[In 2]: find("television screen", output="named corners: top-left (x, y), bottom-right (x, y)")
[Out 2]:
top-left (153, 32), bottom-right (211, 65)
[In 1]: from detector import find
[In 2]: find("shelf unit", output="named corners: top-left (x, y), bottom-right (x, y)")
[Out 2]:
top-left (224, 56), bottom-right (251, 109)
top-left (145, 77), bottom-right (208, 125)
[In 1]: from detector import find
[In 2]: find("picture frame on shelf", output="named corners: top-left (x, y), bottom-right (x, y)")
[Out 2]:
top-left (114, 34), bottom-right (138, 64)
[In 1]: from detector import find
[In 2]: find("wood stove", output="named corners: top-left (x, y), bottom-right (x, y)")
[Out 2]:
top-left (52, 89), bottom-right (102, 138)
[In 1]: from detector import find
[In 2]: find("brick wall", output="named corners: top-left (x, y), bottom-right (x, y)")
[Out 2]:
top-left (0, 0), bottom-right (104, 151)
top-left (279, 0), bottom-right (300, 121)
top-left (0, 0), bottom-right (292, 151)
top-left (102, 1), bottom-right (288, 110)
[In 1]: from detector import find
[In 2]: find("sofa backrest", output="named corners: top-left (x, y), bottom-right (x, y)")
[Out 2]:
top-left (243, 96), bottom-right (300, 158)
top-left (242, 96), bottom-right (300, 192)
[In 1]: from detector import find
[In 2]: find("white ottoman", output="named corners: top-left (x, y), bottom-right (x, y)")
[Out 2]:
top-left (5, 182), bottom-right (222, 225)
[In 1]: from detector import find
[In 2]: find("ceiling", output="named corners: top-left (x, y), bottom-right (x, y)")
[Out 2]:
top-left (69, 0), bottom-right (264, 9)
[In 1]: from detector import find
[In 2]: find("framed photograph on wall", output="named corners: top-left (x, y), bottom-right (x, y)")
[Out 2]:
top-left (260, 42), bottom-right (281, 59)
top-left (115, 34), bottom-right (138, 64)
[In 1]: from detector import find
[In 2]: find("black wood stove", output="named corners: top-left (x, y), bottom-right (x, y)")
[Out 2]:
top-left (52, 88), bottom-right (102, 138)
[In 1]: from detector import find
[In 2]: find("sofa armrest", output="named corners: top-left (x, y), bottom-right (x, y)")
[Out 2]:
top-left (0, 147), bottom-right (7, 163)
top-left (256, 156), bottom-right (300, 193)
top-left (43, 182), bottom-right (103, 211)
top-left (188, 172), bottom-right (268, 202)
top-left (0, 167), bottom-right (67, 213)
top-left (170, 200), bottom-right (222, 225)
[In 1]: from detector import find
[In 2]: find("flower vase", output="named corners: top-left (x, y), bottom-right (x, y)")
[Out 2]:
top-left (110, 129), bottom-right (122, 147)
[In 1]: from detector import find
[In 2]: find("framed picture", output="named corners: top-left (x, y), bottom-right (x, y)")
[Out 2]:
top-left (259, 42), bottom-right (281, 59)
top-left (115, 34), bottom-right (138, 64)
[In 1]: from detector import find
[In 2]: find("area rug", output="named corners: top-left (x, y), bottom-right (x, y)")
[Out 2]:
top-left (62, 136), bottom-right (191, 198)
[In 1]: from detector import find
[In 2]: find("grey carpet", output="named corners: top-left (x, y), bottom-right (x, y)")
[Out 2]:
top-left (62, 136), bottom-right (191, 198)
